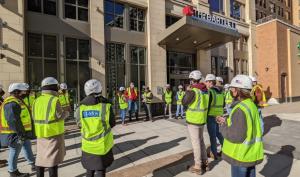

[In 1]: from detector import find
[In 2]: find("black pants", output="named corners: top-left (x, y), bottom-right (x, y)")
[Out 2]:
top-left (36, 166), bottom-right (58, 177)
top-left (86, 169), bottom-right (106, 177)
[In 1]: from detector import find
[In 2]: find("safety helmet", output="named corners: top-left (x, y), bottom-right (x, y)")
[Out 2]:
top-left (166, 84), bottom-right (170, 88)
top-left (119, 87), bottom-right (125, 91)
top-left (230, 75), bottom-right (253, 90)
top-left (41, 77), bottom-right (58, 87)
top-left (84, 79), bottom-right (102, 96)
top-left (224, 84), bottom-right (230, 90)
top-left (216, 76), bottom-right (223, 83)
top-left (22, 83), bottom-right (30, 91)
top-left (8, 83), bottom-right (28, 93)
top-left (60, 83), bottom-right (68, 90)
top-left (178, 85), bottom-right (183, 89)
top-left (205, 74), bottom-right (216, 81)
top-left (249, 76), bottom-right (257, 82)
top-left (189, 70), bottom-right (202, 80)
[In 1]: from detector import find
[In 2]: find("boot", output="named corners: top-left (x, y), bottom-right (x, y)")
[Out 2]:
top-left (31, 164), bottom-right (36, 171)
top-left (9, 170), bottom-right (29, 177)
top-left (135, 112), bottom-right (139, 121)
top-left (201, 160), bottom-right (210, 172)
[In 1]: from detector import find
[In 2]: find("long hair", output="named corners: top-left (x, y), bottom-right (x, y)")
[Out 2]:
top-left (238, 88), bottom-right (252, 100)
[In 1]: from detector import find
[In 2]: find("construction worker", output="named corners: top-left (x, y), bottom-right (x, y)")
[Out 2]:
top-left (182, 70), bottom-right (209, 175)
top-left (163, 84), bottom-right (173, 119)
top-left (175, 85), bottom-right (185, 119)
top-left (75, 79), bottom-right (115, 177)
top-left (216, 76), bottom-right (224, 88)
top-left (217, 75), bottom-right (264, 177)
top-left (125, 82), bottom-right (139, 121)
top-left (33, 77), bottom-right (69, 177)
top-left (224, 84), bottom-right (234, 114)
top-left (0, 84), bottom-right (8, 168)
top-left (142, 86), bottom-right (153, 122)
top-left (22, 83), bottom-right (36, 111)
top-left (118, 87), bottom-right (128, 125)
top-left (205, 74), bottom-right (224, 160)
top-left (58, 83), bottom-right (71, 112)
top-left (0, 83), bottom-right (35, 177)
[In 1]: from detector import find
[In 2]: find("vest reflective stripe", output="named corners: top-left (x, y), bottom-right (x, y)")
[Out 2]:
top-left (0, 96), bottom-right (32, 133)
top-left (186, 88), bottom-right (209, 125)
top-left (222, 99), bottom-right (264, 164)
top-left (142, 92), bottom-right (152, 104)
top-left (23, 94), bottom-right (35, 110)
top-left (33, 94), bottom-right (64, 138)
top-left (176, 91), bottom-right (185, 105)
top-left (164, 91), bottom-right (172, 104)
top-left (59, 91), bottom-right (70, 108)
top-left (208, 89), bottom-right (224, 116)
top-left (225, 91), bottom-right (233, 105)
top-left (118, 95), bottom-right (128, 110)
top-left (80, 103), bottom-right (114, 155)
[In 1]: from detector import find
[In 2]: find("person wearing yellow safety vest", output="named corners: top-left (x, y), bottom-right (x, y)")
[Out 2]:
top-left (175, 85), bottom-right (185, 119)
top-left (75, 79), bottom-right (116, 177)
top-left (22, 83), bottom-right (36, 111)
top-left (216, 76), bottom-right (224, 89)
top-left (125, 82), bottom-right (139, 121)
top-left (32, 77), bottom-right (69, 177)
top-left (0, 83), bottom-right (35, 177)
top-left (118, 87), bottom-right (128, 125)
top-left (205, 74), bottom-right (224, 160)
top-left (224, 84), bottom-right (234, 114)
top-left (163, 84), bottom-right (173, 119)
top-left (217, 75), bottom-right (264, 177)
top-left (142, 86), bottom-right (153, 122)
top-left (58, 83), bottom-right (71, 112)
top-left (182, 70), bottom-right (210, 175)
top-left (0, 84), bottom-right (8, 168)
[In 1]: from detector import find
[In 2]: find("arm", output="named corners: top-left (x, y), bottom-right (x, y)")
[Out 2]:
top-left (162, 93), bottom-right (165, 102)
top-left (220, 108), bottom-right (247, 143)
top-left (74, 107), bottom-right (81, 128)
top-left (55, 100), bottom-right (70, 120)
top-left (109, 106), bottom-right (116, 128)
top-left (182, 90), bottom-right (195, 106)
top-left (4, 102), bottom-right (25, 137)
top-left (146, 92), bottom-right (153, 99)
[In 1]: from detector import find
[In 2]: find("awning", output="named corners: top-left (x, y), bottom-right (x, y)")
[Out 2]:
top-left (158, 16), bottom-right (240, 51)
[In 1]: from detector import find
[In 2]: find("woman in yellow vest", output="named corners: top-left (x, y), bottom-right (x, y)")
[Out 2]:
top-left (75, 79), bottom-right (115, 177)
top-left (142, 86), bottom-right (153, 122)
top-left (33, 77), bottom-right (69, 177)
top-left (175, 85), bottom-right (185, 119)
top-left (58, 83), bottom-right (71, 112)
top-left (118, 87), bottom-right (128, 125)
top-left (217, 75), bottom-right (264, 177)
top-left (163, 84), bottom-right (173, 119)
top-left (224, 84), bottom-right (234, 114)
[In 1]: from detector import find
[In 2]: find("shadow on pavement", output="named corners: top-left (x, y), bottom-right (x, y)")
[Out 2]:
top-left (114, 132), bottom-right (135, 139)
top-left (107, 137), bottom-right (186, 172)
top-left (263, 114), bottom-right (282, 136)
top-left (260, 145), bottom-right (295, 177)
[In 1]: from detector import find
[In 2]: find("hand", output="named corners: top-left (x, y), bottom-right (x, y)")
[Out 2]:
top-left (186, 85), bottom-right (192, 91)
top-left (216, 116), bottom-right (226, 125)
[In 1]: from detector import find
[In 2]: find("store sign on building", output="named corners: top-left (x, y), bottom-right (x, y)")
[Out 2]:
top-left (182, 6), bottom-right (237, 30)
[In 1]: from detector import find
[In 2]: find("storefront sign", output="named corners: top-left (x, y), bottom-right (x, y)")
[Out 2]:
top-left (183, 6), bottom-right (237, 30)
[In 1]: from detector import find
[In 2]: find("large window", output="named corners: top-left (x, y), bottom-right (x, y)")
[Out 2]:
top-left (166, 15), bottom-right (180, 28)
top-left (104, 0), bottom-right (125, 28)
top-left (210, 0), bottom-right (223, 13)
top-left (129, 46), bottom-right (146, 90)
top-left (211, 56), bottom-right (228, 82)
top-left (27, 33), bottom-right (58, 88)
top-left (65, 37), bottom-right (90, 99)
top-left (28, 0), bottom-right (57, 16)
top-left (65, 0), bottom-right (88, 21)
top-left (129, 6), bottom-right (145, 32)
top-left (231, 1), bottom-right (241, 20)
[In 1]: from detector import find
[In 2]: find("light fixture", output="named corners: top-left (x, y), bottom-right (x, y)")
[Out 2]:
top-left (176, 37), bottom-right (180, 41)
top-left (208, 43), bottom-right (212, 47)
top-left (193, 40), bottom-right (197, 44)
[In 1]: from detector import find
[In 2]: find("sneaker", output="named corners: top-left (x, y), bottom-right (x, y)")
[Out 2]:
top-left (9, 170), bottom-right (29, 177)
top-left (188, 165), bottom-right (203, 175)
top-left (31, 164), bottom-right (36, 171)
top-left (201, 160), bottom-right (210, 172)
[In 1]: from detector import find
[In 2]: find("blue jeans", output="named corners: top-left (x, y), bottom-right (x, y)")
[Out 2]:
top-left (231, 165), bottom-right (256, 177)
top-left (8, 139), bottom-right (35, 172)
top-left (176, 105), bottom-right (184, 117)
top-left (128, 100), bottom-right (138, 113)
top-left (120, 109), bottom-right (127, 123)
top-left (207, 116), bottom-right (224, 157)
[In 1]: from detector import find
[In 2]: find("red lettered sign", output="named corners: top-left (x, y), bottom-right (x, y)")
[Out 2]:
top-left (183, 6), bottom-right (194, 16)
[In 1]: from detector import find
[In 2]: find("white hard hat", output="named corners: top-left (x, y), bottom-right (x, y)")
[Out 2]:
top-left (41, 77), bottom-right (58, 87)
top-left (8, 83), bottom-right (28, 93)
top-left (205, 74), bottom-right (216, 81)
top-left (189, 70), bottom-right (202, 80)
top-left (60, 83), bottom-right (68, 90)
top-left (84, 79), bottom-right (102, 96)
top-left (119, 87), bottom-right (125, 91)
top-left (230, 75), bottom-right (253, 90)
top-left (23, 83), bottom-right (30, 90)
top-left (166, 84), bottom-right (170, 87)
top-left (178, 85), bottom-right (183, 89)
top-left (216, 76), bottom-right (223, 83)
top-left (224, 84), bottom-right (230, 90)
top-left (249, 76), bottom-right (257, 82)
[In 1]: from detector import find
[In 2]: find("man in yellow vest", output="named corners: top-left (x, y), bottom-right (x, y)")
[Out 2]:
top-left (224, 84), bottom-right (234, 114)
top-left (22, 83), bottom-right (36, 111)
top-left (58, 83), bottom-right (71, 112)
top-left (182, 70), bottom-right (210, 175)
top-left (217, 75), bottom-right (264, 177)
top-left (175, 85), bottom-right (185, 119)
top-left (118, 87), bottom-right (128, 125)
top-left (125, 82), bottom-right (139, 121)
top-left (32, 77), bottom-right (69, 177)
top-left (0, 83), bottom-right (35, 177)
top-left (0, 83), bottom-right (8, 168)
top-left (142, 86), bottom-right (153, 122)
top-left (205, 74), bottom-right (224, 160)
top-left (163, 84), bottom-right (173, 119)
top-left (75, 79), bottom-right (115, 177)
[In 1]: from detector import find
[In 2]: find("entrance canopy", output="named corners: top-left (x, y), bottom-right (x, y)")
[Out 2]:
top-left (158, 16), bottom-right (240, 50)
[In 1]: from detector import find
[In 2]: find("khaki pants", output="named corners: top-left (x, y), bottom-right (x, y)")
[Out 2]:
top-left (187, 124), bottom-right (207, 167)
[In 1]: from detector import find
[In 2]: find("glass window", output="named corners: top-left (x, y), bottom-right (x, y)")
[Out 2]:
top-left (104, 0), bottom-right (124, 28)
top-left (44, 35), bottom-right (57, 58)
top-left (28, 33), bottom-right (42, 57)
top-left (231, 1), bottom-right (241, 20)
top-left (78, 39), bottom-right (90, 60)
top-left (28, 0), bottom-right (57, 16)
top-left (44, 0), bottom-right (56, 15)
top-left (129, 6), bottom-right (145, 32)
top-left (28, 0), bottom-right (42, 13)
top-left (210, 0), bottom-right (223, 13)
top-left (166, 15), bottom-right (180, 28)
top-left (66, 38), bottom-right (77, 59)
top-left (65, 0), bottom-right (89, 21)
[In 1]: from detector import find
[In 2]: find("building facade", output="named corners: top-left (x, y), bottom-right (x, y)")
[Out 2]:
top-left (0, 0), bottom-right (256, 104)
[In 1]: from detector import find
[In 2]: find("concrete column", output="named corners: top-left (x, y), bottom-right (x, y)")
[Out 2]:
top-left (89, 0), bottom-right (106, 96)
top-left (198, 50), bottom-right (211, 76)
top-left (59, 35), bottom-right (64, 82)
top-left (224, 0), bottom-right (231, 17)
top-left (227, 42), bottom-right (234, 81)
top-left (147, 0), bottom-right (166, 98)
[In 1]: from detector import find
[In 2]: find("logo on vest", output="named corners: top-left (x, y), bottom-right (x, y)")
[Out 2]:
top-left (82, 110), bottom-right (100, 118)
